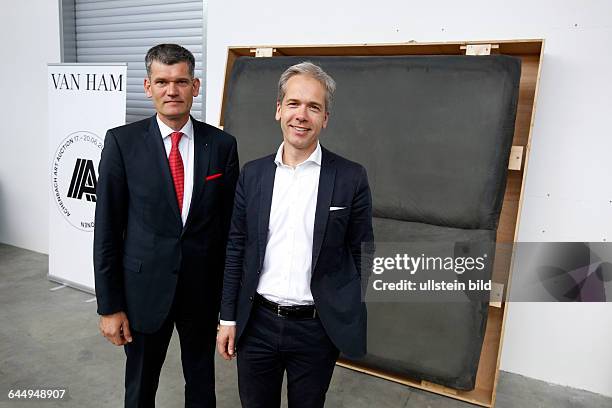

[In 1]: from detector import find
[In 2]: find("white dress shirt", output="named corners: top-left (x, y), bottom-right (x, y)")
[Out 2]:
top-left (256, 142), bottom-right (321, 305)
top-left (219, 142), bottom-right (321, 326)
top-left (156, 115), bottom-right (194, 225)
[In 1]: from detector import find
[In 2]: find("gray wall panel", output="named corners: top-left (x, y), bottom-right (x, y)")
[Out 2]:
top-left (74, 0), bottom-right (204, 123)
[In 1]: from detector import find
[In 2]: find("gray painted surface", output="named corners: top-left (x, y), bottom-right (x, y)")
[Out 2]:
top-left (73, 0), bottom-right (205, 124)
top-left (1, 243), bottom-right (609, 407)
top-left (59, 0), bottom-right (77, 63)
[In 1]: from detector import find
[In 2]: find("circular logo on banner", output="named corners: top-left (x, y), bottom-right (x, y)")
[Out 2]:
top-left (50, 131), bottom-right (104, 232)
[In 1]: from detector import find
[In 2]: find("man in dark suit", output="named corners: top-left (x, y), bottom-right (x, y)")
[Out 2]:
top-left (94, 44), bottom-right (238, 407)
top-left (217, 62), bottom-right (374, 407)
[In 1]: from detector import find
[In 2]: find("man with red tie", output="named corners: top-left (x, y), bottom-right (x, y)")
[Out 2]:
top-left (94, 44), bottom-right (239, 407)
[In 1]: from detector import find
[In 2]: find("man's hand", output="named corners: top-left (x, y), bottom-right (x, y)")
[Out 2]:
top-left (99, 311), bottom-right (132, 346)
top-left (216, 325), bottom-right (236, 360)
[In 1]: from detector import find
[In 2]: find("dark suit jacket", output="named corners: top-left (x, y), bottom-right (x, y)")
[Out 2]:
top-left (94, 115), bottom-right (239, 334)
top-left (220, 146), bottom-right (374, 357)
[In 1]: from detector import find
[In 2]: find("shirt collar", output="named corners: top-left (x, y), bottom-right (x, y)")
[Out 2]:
top-left (156, 115), bottom-right (194, 140)
top-left (274, 141), bottom-right (322, 168)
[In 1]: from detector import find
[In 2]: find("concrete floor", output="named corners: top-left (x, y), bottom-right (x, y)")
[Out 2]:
top-left (1, 243), bottom-right (610, 408)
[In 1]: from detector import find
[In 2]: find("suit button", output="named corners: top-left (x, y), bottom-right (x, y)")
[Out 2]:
top-left (172, 269), bottom-right (178, 275)
top-left (249, 296), bottom-right (253, 302)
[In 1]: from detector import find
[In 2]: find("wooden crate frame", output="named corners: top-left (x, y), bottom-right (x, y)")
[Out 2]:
top-left (219, 39), bottom-right (545, 407)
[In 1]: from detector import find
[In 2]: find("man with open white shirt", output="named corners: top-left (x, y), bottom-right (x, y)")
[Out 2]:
top-left (217, 62), bottom-right (374, 408)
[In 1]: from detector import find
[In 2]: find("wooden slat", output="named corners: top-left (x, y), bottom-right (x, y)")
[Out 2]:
top-left (513, 55), bottom-right (540, 146)
top-left (508, 146), bottom-right (524, 170)
top-left (251, 47), bottom-right (274, 57)
top-left (462, 43), bottom-right (498, 55)
top-left (497, 199), bottom-right (521, 242)
top-left (422, 380), bottom-right (458, 395)
top-left (491, 241), bottom-right (514, 289)
top-left (489, 282), bottom-right (505, 308)
top-left (502, 170), bottom-right (524, 202)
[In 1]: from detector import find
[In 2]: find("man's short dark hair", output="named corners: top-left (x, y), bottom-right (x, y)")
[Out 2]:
top-left (145, 44), bottom-right (195, 78)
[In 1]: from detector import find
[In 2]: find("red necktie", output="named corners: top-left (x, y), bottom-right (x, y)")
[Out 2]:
top-left (169, 131), bottom-right (184, 211)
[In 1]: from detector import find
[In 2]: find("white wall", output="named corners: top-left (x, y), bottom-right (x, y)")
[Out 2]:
top-left (207, 0), bottom-right (612, 398)
top-left (502, 303), bottom-right (612, 397)
top-left (0, 1), bottom-right (61, 253)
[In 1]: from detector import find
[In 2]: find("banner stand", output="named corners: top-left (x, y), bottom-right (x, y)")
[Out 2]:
top-left (48, 63), bottom-right (127, 293)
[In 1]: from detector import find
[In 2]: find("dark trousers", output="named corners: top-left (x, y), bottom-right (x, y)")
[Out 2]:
top-left (237, 304), bottom-right (340, 408)
top-left (124, 284), bottom-right (218, 407)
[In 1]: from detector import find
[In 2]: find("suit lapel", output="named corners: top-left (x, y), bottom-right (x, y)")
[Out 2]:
top-left (258, 158), bottom-right (277, 269)
top-left (183, 119), bottom-right (211, 234)
top-left (145, 116), bottom-right (182, 226)
top-left (312, 147), bottom-right (336, 273)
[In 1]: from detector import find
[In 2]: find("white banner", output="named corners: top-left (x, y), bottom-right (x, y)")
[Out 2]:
top-left (48, 64), bottom-right (127, 292)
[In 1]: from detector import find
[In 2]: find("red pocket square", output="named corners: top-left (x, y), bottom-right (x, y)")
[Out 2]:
top-left (205, 173), bottom-right (222, 181)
